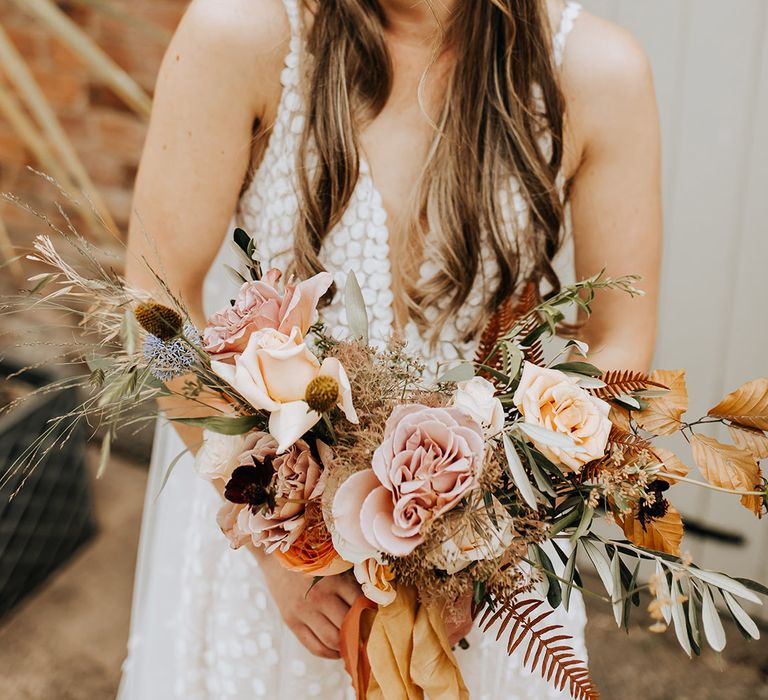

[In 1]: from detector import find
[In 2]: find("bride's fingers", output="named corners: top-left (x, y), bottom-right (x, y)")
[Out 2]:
top-left (320, 594), bottom-right (352, 629)
top-left (332, 574), bottom-right (363, 607)
top-left (307, 612), bottom-right (342, 653)
top-left (296, 622), bottom-right (340, 660)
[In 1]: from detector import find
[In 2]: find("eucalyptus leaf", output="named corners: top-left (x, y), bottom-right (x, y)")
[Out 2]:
top-left (623, 562), bottom-right (641, 631)
top-left (551, 361), bottom-right (603, 377)
top-left (520, 441), bottom-right (556, 497)
top-left (573, 376), bottom-right (607, 390)
top-left (564, 339), bottom-right (590, 357)
top-left (171, 415), bottom-right (264, 435)
top-left (224, 264), bottom-right (248, 285)
top-left (735, 577), bottom-right (768, 598)
top-left (701, 585), bottom-right (727, 652)
top-left (722, 591), bottom-right (760, 640)
top-left (670, 578), bottom-right (692, 657)
top-left (570, 504), bottom-right (594, 543)
top-left (502, 433), bottom-right (538, 512)
top-left (655, 561), bottom-right (672, 624)
top-left (437, 362), bottom-right (475, 383)
top-left (615, 394), bottom-right (641, 410)
top-left (344, 271), bottom-right (369, 343)
top-left (610, 551), bottom-right (623, 627)
top-left (503, 343), bottom-right (524, 379)
top-left (535, 545), bottom-right (562, 610)
top-left (692, 569), bottom-right (763, 605)
top-left (517, 422), bottom-right (576, 450)
top-left (684, 579), bottom-right (702, 655)
top-left (233, 227), bottom-right (251, 254)
top-left (582, 540), bottom-right (614, 599)
top-left (562, 545), bottom-right (578, 611)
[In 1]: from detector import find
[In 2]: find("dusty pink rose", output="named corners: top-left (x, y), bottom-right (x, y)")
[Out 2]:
top-left (333, 404), bottom-right (485, 557)
top-left (512, 361), bottom-right (612, 471)
top-left (203, 268), bottom-right (332, 356)
top-left (217, 432), bottom-right (330, 553)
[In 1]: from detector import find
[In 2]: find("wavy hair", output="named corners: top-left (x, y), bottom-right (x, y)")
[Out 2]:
top-left (294, 0), bottom-right (566, 344)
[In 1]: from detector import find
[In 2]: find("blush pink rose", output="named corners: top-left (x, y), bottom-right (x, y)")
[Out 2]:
top-left (332, 405), bottom-right (485, 557)
top-left (203, 268), bottom-right (332, 356)
top-left (217, 432), bottom-right (329, 553)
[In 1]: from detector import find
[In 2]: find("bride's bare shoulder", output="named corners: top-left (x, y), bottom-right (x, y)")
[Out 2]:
top-left (558, 8), bottom-right (657, 159)
top-left (162, 0), bottom-right (291, 116)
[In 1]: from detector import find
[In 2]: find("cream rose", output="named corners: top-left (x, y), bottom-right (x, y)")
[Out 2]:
top-left (211, 327), bottom-right (358, 452)
top-left (453, 376), bottom-right (505, 437)
top-left (512, 361), bottom-right (611, 471)
top-left (354, 558), bottom-right (396, 606)
top-left (194, 430), bottom-right (246, 481)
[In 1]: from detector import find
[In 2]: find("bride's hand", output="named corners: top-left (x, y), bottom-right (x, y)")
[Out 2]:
top-left (256, 549), bottom-right (362, 660)
top-left (445, 591), bottom-right (474, 647)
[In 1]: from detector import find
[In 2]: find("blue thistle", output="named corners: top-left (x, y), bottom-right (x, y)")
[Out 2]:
top-left (143, 322), bottom-right (202, 380)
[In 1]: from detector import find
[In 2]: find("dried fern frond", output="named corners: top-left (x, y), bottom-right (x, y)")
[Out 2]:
top-left (475, 280), bottom-right (540, 372)
top-left (606, 425), bottom-right (652, 453)
top-left (592, 370), bottom-right (667, 400)
top-left (478, 596), bottom-right (599, 700)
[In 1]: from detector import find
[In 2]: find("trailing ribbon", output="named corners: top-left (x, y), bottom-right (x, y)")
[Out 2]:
top-left (340, 587), bottom-right (469, 700)
top-left (340, 595), bottom-right (377, 699)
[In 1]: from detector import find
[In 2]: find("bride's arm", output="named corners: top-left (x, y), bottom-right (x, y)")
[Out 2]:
top-left (562, 13), bottom-right (663, 372)
top-left (125, 0), bottom-right (360, 660)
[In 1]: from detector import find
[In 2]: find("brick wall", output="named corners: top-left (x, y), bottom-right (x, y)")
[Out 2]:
top-left (0, 0), bottom-right (187, 247)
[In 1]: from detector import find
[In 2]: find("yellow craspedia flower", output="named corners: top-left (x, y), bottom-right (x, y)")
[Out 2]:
top-left (135, 301), bottom-right (183, 341)
top-left (305, 375), bottom-right (340, 413)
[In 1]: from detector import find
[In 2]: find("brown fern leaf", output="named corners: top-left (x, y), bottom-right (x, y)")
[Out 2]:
top-left (478, 597), bottom-right (600, 700)
top-left (607, 425), bottom-right (652, 453)
top-left (475, 280), bottom-right (540, 372)
top-left (592, 370), bottom-right (668, 400)
top-left (524, 339), bottom-right (545, 365)
top-left (474, 297), bottom-right (511, 370)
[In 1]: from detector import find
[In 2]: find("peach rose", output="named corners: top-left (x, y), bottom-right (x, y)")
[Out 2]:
top-left (512, 361), bottom-right (611, 471)
top-left (332, 405), bottom-right (484, 557)
top-left (211, 327), bottom-right (357, 452)
top-left (354, 558), bottom-right (396, 606)
top-left (203, 268), bottom-right (332, 357)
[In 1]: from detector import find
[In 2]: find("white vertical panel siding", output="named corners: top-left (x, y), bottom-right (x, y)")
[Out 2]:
top-left (577, 0), bottom-right (767, 602)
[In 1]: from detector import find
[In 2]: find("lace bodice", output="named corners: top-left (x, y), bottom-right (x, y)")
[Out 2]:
top-left (237, 0), bottom-right (582, 367)
top-left (119, 4), bottom-right (586, 700)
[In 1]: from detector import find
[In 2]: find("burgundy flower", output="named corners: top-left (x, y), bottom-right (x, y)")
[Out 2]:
top-left (224, 459), bottom-right (275, 512)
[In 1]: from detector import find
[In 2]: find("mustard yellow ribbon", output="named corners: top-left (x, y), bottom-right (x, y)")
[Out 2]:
top-left (342, 587), bottom-right (469, 700)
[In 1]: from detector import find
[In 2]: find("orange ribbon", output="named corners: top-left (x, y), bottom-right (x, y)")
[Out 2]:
top-left (340, 595), bottom-right (378, 699)
top-left (340, 588), bottom-right (469, 700)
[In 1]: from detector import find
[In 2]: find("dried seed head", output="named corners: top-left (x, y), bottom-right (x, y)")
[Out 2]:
top-left (135, 302), bottom-right (183, 341)
top-left (305, 375), bottom-right (340, 413)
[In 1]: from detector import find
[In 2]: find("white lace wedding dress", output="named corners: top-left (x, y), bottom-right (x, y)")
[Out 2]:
top-left (118, 2), bottom-right (586, 698)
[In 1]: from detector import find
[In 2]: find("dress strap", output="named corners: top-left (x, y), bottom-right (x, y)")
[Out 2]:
top-left (552, 1), bottom-right (582, 68)
top-left (280, 0), bottom-right (302, 38)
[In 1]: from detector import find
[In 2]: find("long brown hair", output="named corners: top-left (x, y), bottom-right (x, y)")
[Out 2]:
top-left (294, 0), bottom-right (566, 343)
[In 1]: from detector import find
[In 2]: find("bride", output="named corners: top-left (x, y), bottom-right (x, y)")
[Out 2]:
top-left (120, 0), bottom-right (661, 697)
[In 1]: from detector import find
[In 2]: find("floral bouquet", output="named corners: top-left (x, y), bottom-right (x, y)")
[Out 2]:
top-left (5, 226), bottom-right (768, 700)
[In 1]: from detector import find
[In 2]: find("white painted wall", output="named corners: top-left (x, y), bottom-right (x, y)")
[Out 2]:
top-left (578, 0), bottom-right (768, 603)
